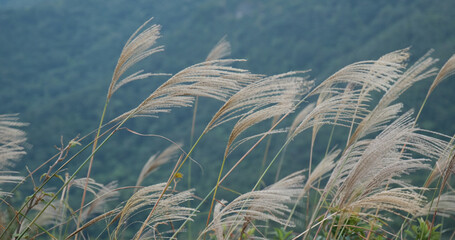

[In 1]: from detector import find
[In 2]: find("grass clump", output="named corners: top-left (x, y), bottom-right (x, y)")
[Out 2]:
top-left (1, 18), bottom-right (455, 240)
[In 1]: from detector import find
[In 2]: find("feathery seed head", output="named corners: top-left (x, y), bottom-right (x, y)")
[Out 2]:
top-left (108, 18), bottom-right (165, 99)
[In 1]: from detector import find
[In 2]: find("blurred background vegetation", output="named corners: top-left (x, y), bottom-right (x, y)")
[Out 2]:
top-left (1, 0), bottom-right (455, 225)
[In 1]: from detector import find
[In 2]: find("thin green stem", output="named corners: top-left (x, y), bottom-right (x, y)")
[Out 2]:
top-left (77, 98), bottom-right (110, 237)
top-left (204, 155), bottom-right (228, 239)
top-left (187, 96), bottom-right (199, 239)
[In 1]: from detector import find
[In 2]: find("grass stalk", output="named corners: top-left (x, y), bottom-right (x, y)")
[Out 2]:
top-left (187, 96), bottom-right (199, 239)
top-left (76, 98), bottom-right (110, 240)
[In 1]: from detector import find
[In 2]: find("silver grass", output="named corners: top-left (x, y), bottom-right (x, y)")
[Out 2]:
top-left (0, 172), bottom-right (23, 197)
top-left (361, 48), bottom-right (410, 97)
top-left (71, 177), bottom-right (114, 196)
top-left (284, 151), bottom-right (338, 227)
top-left (206, 36), bottom-right (231, 62)
top-left (80, 181), bottom-right (119, 221)
top-left (347, 51), bottom-right (438, 146)
top-left (204, 72), bottom-right (311, 131)
top-left (108, 18), bottom-right (165, 99)
top-left (203, 72), bottom-right (312, 150)
top-left (64, 178), bottom-right (119, 221)
top-left (310, 59), bottom-right (404, 97)
top-left (111, 70), bottom-right (169, 96)
top-left (226, 105), bottom-right (293, 156)
top-left (0, 113), bottom-right (26, 197)
top-left (308, 83), bottom-right (357, 176)
top-left (227, 129), bottom-right (287, 156)
top-left (0, 113), bottom-right (27, 168)
top-left (417, 192), bottom-right (455, 217)
top-left (136, 143), bottom-right (181, 188)
top-left (346, 187), bottom-right (426, 217)
top-left (114, 59), bottom-right (259, 121)
top-left (201, 171), bottom-right (305, 239)
top-left (302, 49), bottom-right (411, 147)
top-left (29, 196), bottom-right (66, 228)
top-left (325, 111), bottom-right (446, 216)
top-left (428, 53), bottom-right (455, 95)
top-left (288, 103), bottom-right (315, 138)
top-left (213, 200), bottom-right (228, 240)
top-left (311, 83), bottom-right (355, 142)
top-left (288, 90), bottom-right (370, 140)
top-left (377, 48), bottom-right (410, 68)
top-left (304, 150), bottom-right (338, 193)
top-left (337, 49), bottom-right (410, 129)
top-left (346, 48), bottom-right (410, 126)
top-left (223, 73), bottom-right (312, 156)
top-left (115, 183), bottom-right (195, 237)
top-left (426, 138), bottom-right (455, 186)
top-left (376, 50), bottom-right (437, 110)
top-left (347, 103), bottom-right (404, 146)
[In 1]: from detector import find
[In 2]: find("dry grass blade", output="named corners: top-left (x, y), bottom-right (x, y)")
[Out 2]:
top-left (201, 171), bottom-right (305, 239)
top-left (113, 59), bottom-right (259, 121)
top-left (226, 105), bottom-right (292, 156)
top-left (111, 70), bottom-right (170, 95)
top-left (107, 18), bottom-right (165, 99)
top-left (115, 183), bottom-right (195, 238)
top-left (136, 143), bottom-right (182, 188)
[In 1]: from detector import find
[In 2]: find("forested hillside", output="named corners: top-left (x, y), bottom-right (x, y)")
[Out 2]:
top-left (1, 0), bottom-right (455, 217)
